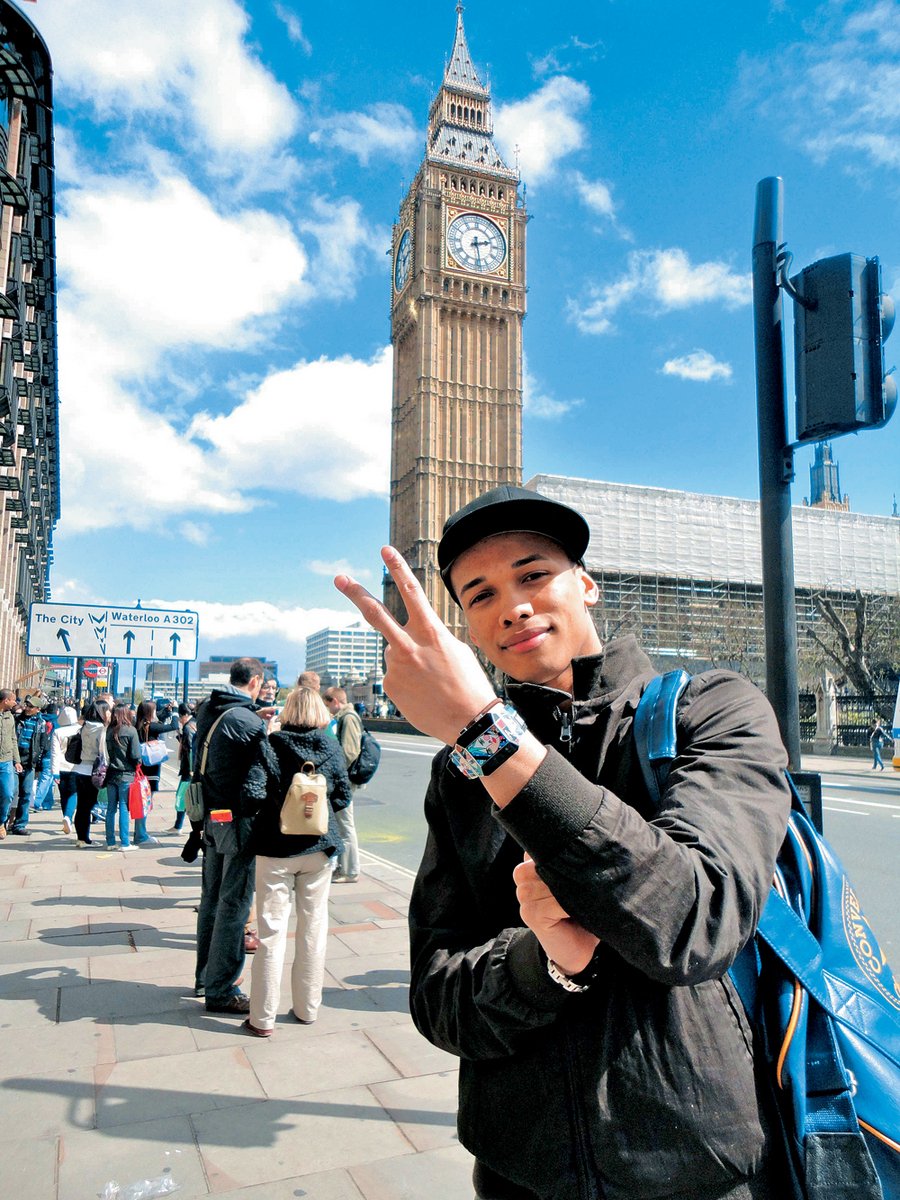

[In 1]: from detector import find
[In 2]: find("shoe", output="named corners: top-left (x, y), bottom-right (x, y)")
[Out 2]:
top-left (205, 993), bottom-right (250, 1015)
top-left (62, 816), bottom-right (73, 834)
top-left (76, 840), bottom-right (97, 848)
top-left (164, 825), bottom-right (182, 833)
top-left (244, 930), bottom-right (260, 953)
top-left (0, 824), bottom-right (6, 839)
top-left (332, 874), bottom-right (359, 883)
top-left (105, 843), bottom-right (117, 850)
top-left (9, 828), bottom-right (30, 836)
top-left (194, 985), bottom-right (205, 998)
top-left (241, 1018), bottom-right (273, 1038)
top-left (135, 837), bottom-right (159, 847)
top-left (120, 845), bottom-right (135, 852)
top-left (292, 1012), bottom-right (315, 1025)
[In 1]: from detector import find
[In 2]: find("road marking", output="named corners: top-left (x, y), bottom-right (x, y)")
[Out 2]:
top-left (821, 781), bottom-right (900, 797)
top-left (822, 795), bottom-right (900, 813)
top-left (824, 806), bottom-right (869, 817)
top-left (360, 848), bottom-right (417, 880)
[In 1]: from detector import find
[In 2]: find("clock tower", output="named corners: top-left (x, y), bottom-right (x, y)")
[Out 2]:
top-left (388, 4), bottom-right (525, 638)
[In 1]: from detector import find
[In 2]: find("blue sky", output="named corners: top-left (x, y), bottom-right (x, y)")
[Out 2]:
top-left (24, 0), bottom-right (900, 681)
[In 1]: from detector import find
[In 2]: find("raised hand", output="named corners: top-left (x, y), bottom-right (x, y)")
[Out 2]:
top-left (334, 546), bottom-right (497, 744)
top-left (513, 855), bottom-right (599, 976)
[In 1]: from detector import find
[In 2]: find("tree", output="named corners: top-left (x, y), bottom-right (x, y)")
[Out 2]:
top-left (801, 590), bottom-right (900, 696)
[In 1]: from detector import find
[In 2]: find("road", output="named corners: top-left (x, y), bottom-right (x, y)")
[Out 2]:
top-left (356, 733), bottom-right (900, 957)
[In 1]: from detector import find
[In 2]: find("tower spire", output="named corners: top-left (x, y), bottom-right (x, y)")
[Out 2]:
top-left (445, 0), bottom-right (485, 93)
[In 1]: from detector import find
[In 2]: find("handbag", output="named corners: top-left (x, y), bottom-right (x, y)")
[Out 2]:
top-left (127, 765), bottom-right (152, 819)
top-left (91, 755), bottom-right (107, 789)
top-left (140, 739), bottom-right (169, 766)
top-left (280, 761), bottom-right (329, 836)
top-left (175, 779), bottom-right (189, 813)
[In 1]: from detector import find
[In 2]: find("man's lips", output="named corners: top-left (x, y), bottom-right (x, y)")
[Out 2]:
top-left (502, 626), bottom-right (550, 653)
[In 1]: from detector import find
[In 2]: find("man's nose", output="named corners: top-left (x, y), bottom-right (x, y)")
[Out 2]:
top-left (501, 595), bottom-right (534, 626)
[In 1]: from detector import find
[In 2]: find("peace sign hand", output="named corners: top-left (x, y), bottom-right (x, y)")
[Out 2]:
top-left (334, 546), bottom-right (497, 745)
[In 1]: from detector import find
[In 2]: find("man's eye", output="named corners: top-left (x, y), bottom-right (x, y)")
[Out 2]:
top-left (523, 571), bottom-right (549, 584)
top-left (468, 590), bottom-right (491, 607)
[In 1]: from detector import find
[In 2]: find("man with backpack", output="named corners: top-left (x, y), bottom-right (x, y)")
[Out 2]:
top-left (335, 486), bottom-right (795, 1200)
top-left (323, 687), bottom-right (362, 883)
top-left (8, 694), bottom-right (51, 836)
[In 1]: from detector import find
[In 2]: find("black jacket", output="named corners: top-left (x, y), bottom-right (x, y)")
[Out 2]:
top-left (105, 725), bottom-right (141, 779)
top-left (251, 726), bottom-right (352, 859)
top-left (15, 713), bottom-right (50, 769)
top-left (408, 636), bottom-right (791, 1200)
top-left (193, 687), bottom-right (272, 817)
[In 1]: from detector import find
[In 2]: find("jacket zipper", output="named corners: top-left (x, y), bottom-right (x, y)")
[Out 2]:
top-left (556, 705), bottom-right (575, 760)
top-left (564, 1031), bottom-right (600, 1199)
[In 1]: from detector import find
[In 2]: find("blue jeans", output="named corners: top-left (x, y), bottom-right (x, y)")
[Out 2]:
top-left (0, 760), bottom-right (18, 825)
top-left (105, 778), bottom-right (131, 848)
top-left (33, 759), bottom-right (55, 809)
top-left (10, 767), bottom-right (35, 830)
top-left (195, 816), bottom-right (255, 1000)
top-left (873, 743), bottom-right (884, 769)
top-left (58, 773), bottom-right (77, 819)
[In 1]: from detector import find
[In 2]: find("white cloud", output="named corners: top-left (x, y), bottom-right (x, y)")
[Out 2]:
top-left (661, 350), bottom-right (734, 383)
top-left (523, 365), bottom-right (583, 420)
top-left (571, 171), bottom-right (616, 219)
top-left (146, 599), bottom-right (359, 647)
top-left (180, 522), bottom-right (214, 547)
top-left (569, 248), bottom-right (751, 334)
top-left (31, 0), bottom-right (299, 158)
top-left (531, 37), bottom-right (604, 79)
top-left (274, 3), bottom-right (312, 54)
top-left (59, 170), bottom-right (309, 364)
top-left (299, 197), bottom-right (390, 299)
top-left (188, 347), bottom-right (393, 503)
top-left (309, 559), bottom-right (374, 581)
top-left (309, 103), bottom-right (418, 166)
top-left (495, 76), bottom-right (590, 183)
top-left (741, 1), bottom-right (900, 175)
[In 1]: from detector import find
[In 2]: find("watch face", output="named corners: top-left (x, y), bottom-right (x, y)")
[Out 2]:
top-left (447, 212), bottom-right (506, 273)
top-left (394, 229), bottom-right (412, 292)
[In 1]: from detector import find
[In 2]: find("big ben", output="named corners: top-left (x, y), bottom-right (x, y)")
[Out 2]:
top-left (388, 4), bottom-right (525, 638)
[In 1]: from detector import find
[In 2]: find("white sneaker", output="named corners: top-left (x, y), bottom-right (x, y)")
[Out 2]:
top-left (62, 817), bottom-right (73, 835)
top-left (120, 844), bottom-right (135, 852)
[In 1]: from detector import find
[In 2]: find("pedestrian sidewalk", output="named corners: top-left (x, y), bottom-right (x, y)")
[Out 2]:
top-left (0, 801), bottom-right (475, 1200)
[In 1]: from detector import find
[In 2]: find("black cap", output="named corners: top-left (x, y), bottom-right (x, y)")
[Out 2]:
top-left (438, 485), bottom-right (590, 604)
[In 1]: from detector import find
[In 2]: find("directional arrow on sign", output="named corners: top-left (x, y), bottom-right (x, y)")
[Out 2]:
top-left (169, 633), bottom-right (181, 655)
top-left (56, 628), bottom-right (71, 652)
top-left (123, 630), bottom-right (135, 652)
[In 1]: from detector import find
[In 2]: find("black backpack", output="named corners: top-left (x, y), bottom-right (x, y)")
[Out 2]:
top-left (348, 728), bottom-right (381, 785)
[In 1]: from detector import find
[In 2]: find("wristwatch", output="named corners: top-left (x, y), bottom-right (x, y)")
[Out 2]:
top-left (449, 702), bottom-right (528, 779)
top-left (546, 947), bottom-right (602, 994)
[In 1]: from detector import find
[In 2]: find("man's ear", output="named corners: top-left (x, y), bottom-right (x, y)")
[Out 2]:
top-left (578, 566), bottom-right (599, 608)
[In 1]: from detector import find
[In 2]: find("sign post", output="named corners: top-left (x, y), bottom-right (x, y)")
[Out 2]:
top-left (28, 602), bottom-right (199, 661)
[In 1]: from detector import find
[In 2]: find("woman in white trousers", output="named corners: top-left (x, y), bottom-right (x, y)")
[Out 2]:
top-left (245, 687), bottom-right (352, 1036)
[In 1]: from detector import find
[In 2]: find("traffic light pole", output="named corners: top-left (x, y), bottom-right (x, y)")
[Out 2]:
top-left (752, 177), bottom-right (802, 770)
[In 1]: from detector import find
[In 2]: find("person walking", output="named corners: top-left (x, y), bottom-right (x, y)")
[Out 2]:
top-left (72, 700), bottom-right (110, 847)
top-left (243, 687), bottom-right (352, 1037)
top-left (104, 704), bottom-right (141, 851)
top-left (54, 705), bottom-right (81, 835)
top-left (32, 700), bottom-right (58, 811)
top-left (0, 688), bottom-right (23, 838)
top-left (870, 718), bottom-right (889, 770)
top-left (322, 687), bottom-right (362, 882)
top-left (134, 699), bottom-right (178, 845)
top-left (168, 703), bottom-right (196, 834)
top-left (9, 694), bottom-right (52, 835)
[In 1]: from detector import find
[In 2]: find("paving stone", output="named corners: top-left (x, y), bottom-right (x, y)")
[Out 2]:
top-left (90, 947), bottom-right (194, 983)
top-left (326, 952), bottom-right (411, 992)
top-left (369, 1071), bottom-right (461, 1152)
top-left (0, 990), bottom-right (65, 1029)
top-left (0, 1133), bottom-right (59, 1196)
top-left (96, 1044), bottom-right (265, 1128)
top-left (350, 1143), bottom-right (475, 1200)
top-left (58, 1115), bottom-right (208, 1200)
top-left (0, 931), bottom-right (132, 964)
top-left (0, 1063), bottom-right (96, 1141)
top-left (210, 1167), bottom-right (366, 1199)
top-left (365, 1020), bottom-right (460, 1079)
top-left (192, 1084), bottom-right (414, 1191)
top-left (0, 918), bottom-right (33, 943)
top-left (0, 1015), bottom-right (114, 1074)
top-left (332, 926), bottom-right (410, 957)
top-left (112, 1011), bottom-right (200, 1062)
top-left (60, 976), bottom-right (198, 1021)
top-left (245, 1028), bottom-right (400, 1099)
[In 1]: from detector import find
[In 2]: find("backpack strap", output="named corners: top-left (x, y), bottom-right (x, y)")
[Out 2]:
top-left (195, 711), bottom-right (228, 779)
top-left (632, 670), bottom-right (690, 807)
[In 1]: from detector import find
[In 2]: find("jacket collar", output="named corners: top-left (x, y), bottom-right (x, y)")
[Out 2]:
top-left (505, 635), bottom-right (655, 723)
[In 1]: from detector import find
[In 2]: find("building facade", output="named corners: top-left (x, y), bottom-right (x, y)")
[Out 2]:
top-left (198, 655), bottom-right (279, 685)
top-left (387, 5), bottom-right (525, 637)
top-left (0, 3), bottom-right (59, 689)
top-left (305, 622), bottom-right (383, 687)
top-left (529, 474), bottom-right (900, 687)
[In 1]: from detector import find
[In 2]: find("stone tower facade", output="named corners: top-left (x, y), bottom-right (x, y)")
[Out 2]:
top-left (387, 5), bottom-right (525, 638)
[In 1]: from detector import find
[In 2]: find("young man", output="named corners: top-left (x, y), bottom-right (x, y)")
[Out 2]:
top-left (0, 689), bottom-right (23, 838)
top-left (322, 687), bottom-right (361, 882)
top-left (9, 694), bottom-right (51, 835)
top-left (335, 485), bottom-right (791, 1200)
top-left (193, 658), bottom-right (272, 1014)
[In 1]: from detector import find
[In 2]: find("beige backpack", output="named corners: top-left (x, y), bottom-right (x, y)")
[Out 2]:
top-left (280, 761), bottom-right (328, 836)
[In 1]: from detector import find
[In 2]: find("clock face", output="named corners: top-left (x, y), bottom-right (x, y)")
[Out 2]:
top-left (447, 212), bottom-right (506, 274)
top-left (394, 229), bottom-right (412, 292)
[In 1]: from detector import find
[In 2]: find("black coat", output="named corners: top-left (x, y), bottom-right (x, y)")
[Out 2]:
top-left (251, 726), bottom-right (352, 859)
top-left (193, 688), bottom-right (272, 817)
top-left (409, 636), bottom-right (791, 1200)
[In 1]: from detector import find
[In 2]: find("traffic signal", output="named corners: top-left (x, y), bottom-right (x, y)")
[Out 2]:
top-left (791, 253), bottom-right (896, 442)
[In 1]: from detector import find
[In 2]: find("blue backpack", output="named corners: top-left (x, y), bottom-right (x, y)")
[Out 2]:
top-left (634, 670), bottom-right (900, 1200)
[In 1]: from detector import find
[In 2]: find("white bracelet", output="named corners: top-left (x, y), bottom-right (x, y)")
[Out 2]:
top-left (547, 957), bottom-right (591, 993)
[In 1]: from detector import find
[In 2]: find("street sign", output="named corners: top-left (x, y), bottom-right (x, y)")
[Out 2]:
top-left (28, 602), bottom-right (199, 661)
top-left (82, 660), bottom-right (101, 678)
